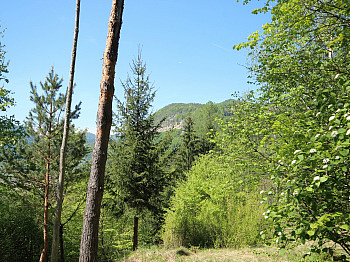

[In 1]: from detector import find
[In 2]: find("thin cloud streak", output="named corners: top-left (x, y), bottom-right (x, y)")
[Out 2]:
top-left (211, 43), bottom-right (232, 53)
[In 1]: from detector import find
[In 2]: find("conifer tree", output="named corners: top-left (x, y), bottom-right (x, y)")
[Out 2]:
top-left (29, 69), bottom-right (86, 262)
top-left (173, 116), bottom-right (201, 178)
top-left (193, 102), bottom-right (218, 154)
top-left (0, 68), bottom-right (88, 262)
top-left (107, 51), bottom-right (167, 251)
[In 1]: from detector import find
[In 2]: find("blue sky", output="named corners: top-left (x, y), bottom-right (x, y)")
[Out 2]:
top-left (1, 0), bottom-right (269, 132)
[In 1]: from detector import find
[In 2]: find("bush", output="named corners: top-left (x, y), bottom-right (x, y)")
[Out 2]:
top-left (0, 197), bottom-right (43, 262)
top-left (162, 154), bottom-right (267, 248)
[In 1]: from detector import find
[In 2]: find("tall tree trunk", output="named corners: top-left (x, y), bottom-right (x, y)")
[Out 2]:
top-left (51, 1), bottom-right (81, 261)
top-left (79, 1), bottom-right (124, 261)
top-left (39, 161), bottom-right (50, 262)
top-left (59, 224), bottom-right (65, 262)
top-left (39, 107), bottom-right (52, 262)
top-left (132, 216), bottom-right (139, 251)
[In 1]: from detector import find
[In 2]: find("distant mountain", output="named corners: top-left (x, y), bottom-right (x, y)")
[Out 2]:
top-left (154, 103), bottom-right (203, 132)
top-left (154, 99), bottom-right (235, 132)
top-left (85, 132), bottom-right (95, 147)
top-left (85, 99), bottom-right (235, 144)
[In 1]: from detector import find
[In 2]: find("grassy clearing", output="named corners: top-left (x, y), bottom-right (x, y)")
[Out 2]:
top-left (116, 244), bottom-right (336, 262)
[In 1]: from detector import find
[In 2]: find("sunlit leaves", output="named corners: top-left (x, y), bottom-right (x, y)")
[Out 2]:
top-left (0, 28), bottom-right (25, 149)
top-left (235, 0), bottom-right (350, 257)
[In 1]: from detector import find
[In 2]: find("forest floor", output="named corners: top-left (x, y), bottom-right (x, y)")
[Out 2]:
top-left (116, 244), bottom-right (338, 262)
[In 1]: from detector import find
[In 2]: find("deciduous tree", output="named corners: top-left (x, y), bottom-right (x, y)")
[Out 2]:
top-left (235, 0), bottom-right (350, 257)
top-left (0, 24), bottom-right (25, 149)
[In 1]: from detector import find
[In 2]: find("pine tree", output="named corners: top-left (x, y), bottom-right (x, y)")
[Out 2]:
top-left (0, 68), bottom-right (88, 262)
top-left (106, 51), bottom-right (167, 251)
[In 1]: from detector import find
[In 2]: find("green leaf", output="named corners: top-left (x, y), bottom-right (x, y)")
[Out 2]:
top-left (340, 224), bottom-right (349, 231)
top-left (340, 149), bottom-right (349, 157)
top-left (306, 187), bottom-right (314, 192)
top-left (310, 223), bottom-right (318, 229)
top-left (338, 128), bottom-right (347, 134)
top-left (320, 176), bottom-right (328, 183)
top-left (307, 229), bottom-right (316, 236)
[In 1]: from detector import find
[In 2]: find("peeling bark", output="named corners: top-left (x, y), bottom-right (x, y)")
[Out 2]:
top-left (39, 162), bottom-right (50, 262)
top-left (39, 103), bottom-right (52, 262)
top-left (79, 1), bottom-right (124, 261)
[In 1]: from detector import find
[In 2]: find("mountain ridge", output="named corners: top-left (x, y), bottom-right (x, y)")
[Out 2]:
top-left (85, 99), bottom-right (235, 144)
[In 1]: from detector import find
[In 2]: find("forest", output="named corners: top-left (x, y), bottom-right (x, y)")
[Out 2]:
top-left (1, 0), bottom-right (350, 261)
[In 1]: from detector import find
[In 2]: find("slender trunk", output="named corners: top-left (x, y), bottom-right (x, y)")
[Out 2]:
top-left (39, 161), bottom-right (50, 262)
top-left (51, 1), bottom-right (80, 261)
top-left (132, 216), bottom-right (139, 251)
top-left (79, 1), bottom-right (124, 261)
top-left (59, 224), bottom-right (65, 262)
top-left (39, 103), bottom-right (53, 262)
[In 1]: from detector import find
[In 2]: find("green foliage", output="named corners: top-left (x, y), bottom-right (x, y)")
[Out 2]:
top-left (108, 52), bottom-right (166, 214)
top-left (0, 87), bottom-right (12, 111)
top-left (234, 0), bottom-right (350, 257)
top-left (0, 24), bottom-right (8, 85)
top-left (0, 24), bottom-right (25, 149)
top-left (154, 103), bottom-right (203, 129)
top-left (171, 102), bottom-right (223, 182)
top-left (105, 52), bottom-right (171, 255)
top-left (154, 100), bottom-right (234, 133)
top-left (96, 200), bottom-right (168, 260)
top-left (0, 68), bottom-right (89, 262)
top-left (52, 161), bottom-right (90, 261)
top-left (60, 178), bottom-right (88, 261)
top-left (172, 116), bottom-right (201, 177)
top-left (98, 202), bottom-right (133, 259)
top-left (0, 68), bottom-right (88, 195)
top-left (192, 102), bottom-right (218, 133)
top-left (192, 101), bottom-right (219, 153)
top-left (163, 152), bottom-right (267, 248)
top-left (0, 26), bottom-right (43, 261)
top-left (0, 185), bottom-right (43, 262)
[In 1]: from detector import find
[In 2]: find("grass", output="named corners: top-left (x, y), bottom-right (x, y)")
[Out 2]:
top-left (115, 244), bottom-right (337, 262)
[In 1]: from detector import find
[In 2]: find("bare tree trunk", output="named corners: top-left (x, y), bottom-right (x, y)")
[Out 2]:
top-left (59, 224), bottom-right (65, 262)
top-left (79, 0), bottom-right (124, 261)
top-left (132, 216), bottom-right (139, 251)
top-left (39, 161), bottom-right (50, 262)
top-left (40, 108), bottom-right (52, 262)
top-left (51, 1), bottom-right (81, 261)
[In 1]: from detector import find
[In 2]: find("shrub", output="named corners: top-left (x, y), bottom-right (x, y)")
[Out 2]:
top-left (162, 154), bottom-right (267, 248)
top-left (0, 197), bottom-right (43, 262)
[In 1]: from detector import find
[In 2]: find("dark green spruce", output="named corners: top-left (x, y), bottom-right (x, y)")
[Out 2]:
top-left (106, 51), bottom-right (170, 251)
